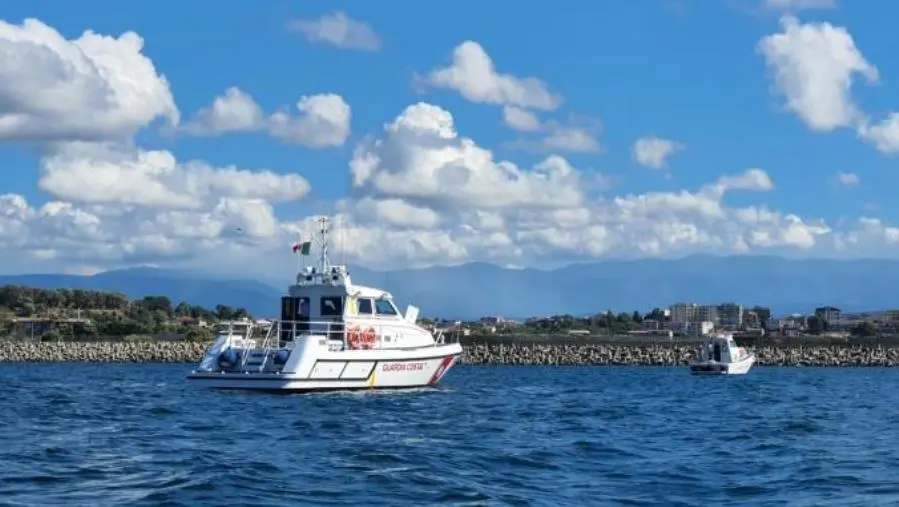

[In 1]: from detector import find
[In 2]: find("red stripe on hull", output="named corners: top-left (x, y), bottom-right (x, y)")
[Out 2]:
top-left (428, 356), bottom-right (455, 386)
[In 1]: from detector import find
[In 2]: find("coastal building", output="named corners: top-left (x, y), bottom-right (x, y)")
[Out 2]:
top-left (640, 318), bottom-right (662, 331)
top-left (697, 305), bottom-right (718, 324)
top-left (716, 303), bottom-right (743, 329)
top-left (11, 316), bottom-right (92, 340)
top-left (668, 303), bottom-right (698, 324)
top-left (814, 306), bottom-right (842, 325)
top-left (174, 316), bottom-right (209, 328)
top-left (779, 314), bottom-right (806, 333)
top-left (748, 306), bottom-right (772, 324)
top-left (669, 303), bottom-right (719, 324)
top-left (744, 310), bottom-right (760, 329)
top-left (666, 320), bottom-right (715, 336)
top-left (884, 310), bottom-right (899, 323)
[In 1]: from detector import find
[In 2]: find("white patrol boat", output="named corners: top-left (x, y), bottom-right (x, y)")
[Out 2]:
top-left (688, 332), bottom-right (756, 375)
top-left (187, 217), bottom-right (464, 392)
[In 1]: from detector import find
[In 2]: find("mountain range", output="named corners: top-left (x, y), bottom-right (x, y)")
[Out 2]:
top-left (0, 255), bottom-right (895, 320)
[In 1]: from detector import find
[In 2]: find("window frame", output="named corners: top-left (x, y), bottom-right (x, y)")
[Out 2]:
top-left (320, 296), bottom-right (344, 317)
top-left (357, 298), bottom-right (374, 315)
top-left (374, 298), bottom-right (399, 317)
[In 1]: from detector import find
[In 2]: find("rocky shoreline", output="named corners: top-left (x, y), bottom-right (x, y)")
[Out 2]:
top-left (1, 340), bottom-right (899, 367)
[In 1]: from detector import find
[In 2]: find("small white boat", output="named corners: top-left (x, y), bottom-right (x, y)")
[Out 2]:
top-left (689, 332), bottom-right (755, 375)
top-left (187, 217), bottom-right (464, 393)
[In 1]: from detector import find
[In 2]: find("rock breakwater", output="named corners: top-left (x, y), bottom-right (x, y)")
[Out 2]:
top-left (461, 343), bottom-right (899, 367)
top-left (0, 341), bottom-right (208, 363)
top-left (1, 341), bottom-right (899, 367)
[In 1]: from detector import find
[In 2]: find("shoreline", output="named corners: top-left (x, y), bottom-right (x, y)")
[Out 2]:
top-left (2, 340), bottom-right (899, 367)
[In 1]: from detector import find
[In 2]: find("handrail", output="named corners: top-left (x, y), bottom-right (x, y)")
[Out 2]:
top-left (214, 318), bottom-right (458, 351)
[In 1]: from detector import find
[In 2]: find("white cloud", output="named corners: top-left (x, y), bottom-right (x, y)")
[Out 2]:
top-left (763, 0), bottom-right (836, 11)
top-left (37, 142), bottom-right (311, 209)
top-left (835, 171), bottom-right (860, 187)
top-left (268, 94), bottom-right (352, 147)
top-left (0, 18), bottom-right (179, 142)
top-left (858, 113), bottom-right (899, 154)
top-left (286, 11), bottom-right (381, 52)
top-left (3, 18), bottom-right (899, 278)
top-left (502, 106), bottom-right (541, 132)
top-left (757, 15), bottom-right (878, 132)
top-left (183, 89), bottom-right (351, 148)
top-left (420, 41), bottom-right (562, 111)
top-left (502, 112), bottom-right (602, 153)
top-left (633, 136), bottom-right (685, 169)
top-left (538, 121), bottom-right (602, 153)
top-left (349, 102), bottom-right (583, 209)
top-left (181, 87), bottom-right (264, 135)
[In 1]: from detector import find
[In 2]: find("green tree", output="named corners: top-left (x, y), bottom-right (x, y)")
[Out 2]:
top-left (41, 330), bottom-right (62, 342)
top-left (851, 321), bottom-right (877, 338)
top-left (185, 327), bottom-right (214, 342)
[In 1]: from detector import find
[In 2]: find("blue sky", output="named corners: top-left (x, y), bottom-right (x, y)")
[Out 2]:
top-left (1, 0), bottom-right (898, 277)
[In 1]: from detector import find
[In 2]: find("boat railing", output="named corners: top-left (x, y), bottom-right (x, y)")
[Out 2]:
top-left (266, 319), bottom-right (455, 350)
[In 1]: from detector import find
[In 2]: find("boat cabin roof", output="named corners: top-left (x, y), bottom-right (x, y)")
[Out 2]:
top-left (347, 284), bottom-right (392, 300)
top-left (704, 334), bottom-right (738, 347)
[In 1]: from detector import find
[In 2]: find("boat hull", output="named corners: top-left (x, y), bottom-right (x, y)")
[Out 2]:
top-left (689, 354), bottom-right (756, 376)
top-left (187, 348), bottom-right (462, 392)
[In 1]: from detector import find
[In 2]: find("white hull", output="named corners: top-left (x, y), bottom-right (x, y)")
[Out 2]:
top-left (188, 335), bottom-right (463, 392)
top-left (689, 353), bottom-right (756, 375)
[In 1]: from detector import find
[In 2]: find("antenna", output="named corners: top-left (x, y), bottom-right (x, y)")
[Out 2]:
top-left (318, 215), bottom-right (329, 274)
top-left (340, 215), bottom-right (346, 268)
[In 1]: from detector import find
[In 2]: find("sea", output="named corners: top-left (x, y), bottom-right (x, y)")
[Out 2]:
top-left (1, 364), bottom-right (899, 506)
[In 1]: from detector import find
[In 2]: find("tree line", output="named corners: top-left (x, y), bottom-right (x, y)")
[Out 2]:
top-left (0, 284), bottom-right (251, 341)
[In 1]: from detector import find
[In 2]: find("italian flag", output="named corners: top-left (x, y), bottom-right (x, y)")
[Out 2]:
top-left (292, 240), bottom-right (311, 255)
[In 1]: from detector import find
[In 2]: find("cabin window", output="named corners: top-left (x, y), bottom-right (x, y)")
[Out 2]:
top-left (375, 298), bottom-right (398, 316)
top-left (281, 297), bottom-right (309, 320)
top-left (358, 298), bottom-right (374, 315)
top-left (320, 296), bottom-right (344, 317)
top-left (296, 297), bottom-right (310, 319)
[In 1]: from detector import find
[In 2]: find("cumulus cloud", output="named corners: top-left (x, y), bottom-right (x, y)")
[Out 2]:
top-left (37, 142), bottom-right (311, 209)
top-left (0, 18), bottom-right (179, 142)
top-left (181, 87), bottom-right (264, 134)
top-left (183, 89), bottom-right (351, 148)
top-left (350, 102), bottom-right (584, 209)
top-left (858, 113), bottom-right (899, 155)
top-left (2, 17), bottom-right (899, 279)
top-left (419, 41), bottom-right (562, 111)
top-left (502, 107), bottom-right (602, 153)
top-left (757, 15), bottom-right (878, 132)
top-left (633, 136), bottom-right (685, 169)
top-left (294, 102), bottom-right (880, 271)
top-left (835, 171), bottom-right (860, 187)
top-left (502, 106), bottom-right (541, 132)
top-left (286, 11), bottom-right (381, 52)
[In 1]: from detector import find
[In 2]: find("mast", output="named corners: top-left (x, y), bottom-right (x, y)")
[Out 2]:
top-left (317, 216), bottom-right (330, 274)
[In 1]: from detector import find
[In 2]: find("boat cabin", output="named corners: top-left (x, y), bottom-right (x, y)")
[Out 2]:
top-left (278, 264), bottom-right (408, 347)
top-left (699, 333), bottom-right (739, 363)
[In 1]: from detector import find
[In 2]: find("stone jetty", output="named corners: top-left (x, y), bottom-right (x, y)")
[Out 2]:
top-left (0, 341), bottom-right (209, 363)
top-left (461, 343), bottom-right (899, 367)
top-left (1, 340), bottom-right (899, 366)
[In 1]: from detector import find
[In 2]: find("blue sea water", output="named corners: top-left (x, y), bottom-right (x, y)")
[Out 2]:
top-left (1, 364), bottom-right (899, 506)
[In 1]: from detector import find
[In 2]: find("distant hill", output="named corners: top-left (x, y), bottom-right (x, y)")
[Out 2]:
top-left (1, 255), bottom-right (897, 320)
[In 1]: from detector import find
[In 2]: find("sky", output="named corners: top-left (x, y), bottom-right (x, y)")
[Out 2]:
top-left (1, 0), bottom-right (899, 280)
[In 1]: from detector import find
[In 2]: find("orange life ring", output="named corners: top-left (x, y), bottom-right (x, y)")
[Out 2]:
top-left (361, 327), bottom-right (377, 349)
top-left (346, 326), bottom-right (361, 349)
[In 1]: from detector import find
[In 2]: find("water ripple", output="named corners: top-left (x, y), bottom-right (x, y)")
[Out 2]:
top-left (2, 363), bottom-right (899, 505)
